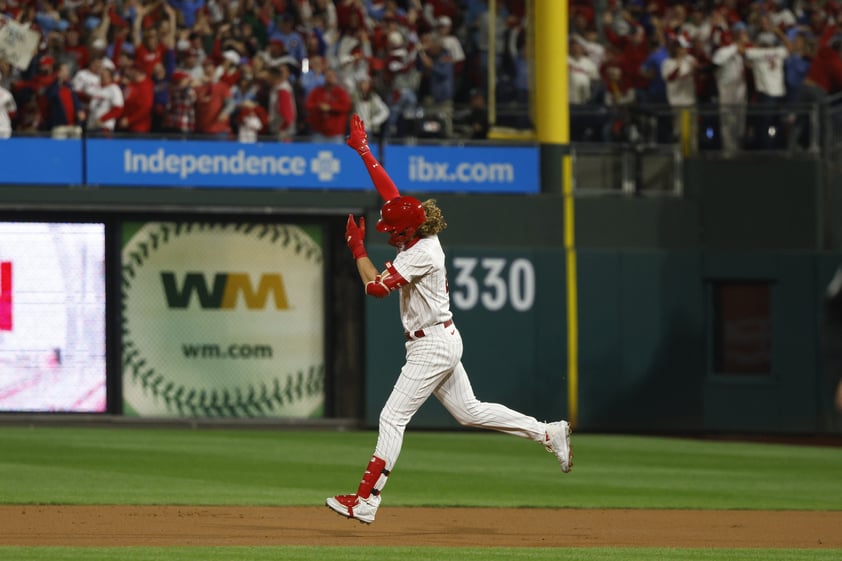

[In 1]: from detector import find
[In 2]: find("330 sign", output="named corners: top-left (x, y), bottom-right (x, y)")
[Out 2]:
top-left (450, 257), bottom-right (535, 312)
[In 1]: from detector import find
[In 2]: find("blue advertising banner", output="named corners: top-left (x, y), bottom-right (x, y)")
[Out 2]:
top-left (383, 144), bottom-right (539, 194)
top-left (2, 138), bottom-right (539, 192)
top-left (85, 138), bottom-right (374, 189)
top-left (0, 138), bottom-right (83, 185)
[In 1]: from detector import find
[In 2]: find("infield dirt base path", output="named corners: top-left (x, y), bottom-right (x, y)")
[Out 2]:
top-left (1, 506), bottom-right (841, 549)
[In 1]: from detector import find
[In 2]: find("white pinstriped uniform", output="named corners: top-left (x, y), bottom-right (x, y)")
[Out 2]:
top-left (373, 235), bottom-right (546, 471)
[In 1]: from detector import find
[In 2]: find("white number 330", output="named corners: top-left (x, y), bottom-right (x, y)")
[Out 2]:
top-left (451, 257), bottom-right (535, 312)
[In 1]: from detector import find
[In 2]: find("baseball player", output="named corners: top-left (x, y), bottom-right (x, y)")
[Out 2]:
top-left (325, 115), bottom-right (573, 525)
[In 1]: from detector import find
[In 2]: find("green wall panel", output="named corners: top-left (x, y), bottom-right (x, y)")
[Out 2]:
top-left (578, 250), bottom-right (705, 432)
top-left (701, 252), bottom-right (819, 432)
top-left (684, 158), bottom-right (822, 250)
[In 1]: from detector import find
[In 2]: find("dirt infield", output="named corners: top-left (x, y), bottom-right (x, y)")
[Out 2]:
top-left (2, 506), bottom-right (841, 548)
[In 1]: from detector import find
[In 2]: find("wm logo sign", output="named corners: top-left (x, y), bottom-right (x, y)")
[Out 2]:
top-left (161, 272), bottom-right (289, 310)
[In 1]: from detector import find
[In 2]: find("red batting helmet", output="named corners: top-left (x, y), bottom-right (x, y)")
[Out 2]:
top-left (376, 196), bottom-right (426, 247)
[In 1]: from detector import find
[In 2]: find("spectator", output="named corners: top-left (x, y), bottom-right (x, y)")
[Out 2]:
top-left (0, 72), bottom-right (16, 139)
top-left (351, 76), bottom-right (390, 138)
top-left (682, 2), bottom-right (712, 47)
top-left (464, 88), bottom-right (489, 140)
top-left (436, 15), bottom-right (466, 98)
top-left (133, 3), bottom-right (176, 77)
top-left (638, 24), bottom-right (669, 105)
top-left (119, 65), bottom-right (155, 133)
top-left (178, 46), bottom-right (204, 82)
top-left (236, 100), bottom-right (267, 143)
top-left (86, 66), bottom-right (124, 134)
top-left (383, 29), bottom-right (420, 137)
top-left (744, 19), bottom-right (791, 148)
top-left (790, 23), bottom-right (842, 149)
top-left (45, 62), bottom-right (85, 139)
top-left (712, 22), bottom-right (748, 155)
top-left (471, 0), bottom-right (506, 95)
top-left (228, 21), bottom-right (262, 60)
top-left (63, 27), bottom-right (90, 74)
top-left (261, 34), bottom-right (298, 70)
top-left (183, 31), bottom-right (208, 67)
top-left (71, 57), bottom-right (104, 112)
top-left (661, 33), bottom-right (698, 142)
top-left (600, 42), bottom-right (637, 142)
top-left (267, 64), bottom-right (297, 141)
top-left (151, 61), bottom-right (171, 132)
top-left (573, 28), bottom-right (606, 71)
top-left (569, 36), bottom-right (600, 141)
top-left (603, 9), bottom-right (650, 96)
top-left (785, 28), bottom-right (813, 106)
top-left (569, 39), bottom-right (600, 105)
top-left (273, 13), bottom-right (307, 65)
top-left (218, 50), bottom-right (243, 87)
top-left (327, 12), bottom-right (367, 71)
top-left (163, 70), bottom-right (196, 134)
top-left (305, 66), bottom-right (352, 143)
top-left (337, 30), bottom-right (373, 93)
top-left (300, 54), bottom-right (327, 98)
top-left (231, 64), bottom-right (259, 106)
top-left (509, 23), bottom-right (530, 107)
top-left (417, 31), bottom-right (455, 138)
top-left (195, 58), bottom-right (234, 138)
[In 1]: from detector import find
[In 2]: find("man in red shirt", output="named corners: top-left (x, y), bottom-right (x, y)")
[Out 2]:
top-left (132, 1), bottom-right (177, 77)
top-left (305, 67), bottom-right (352, 143)
top-left (119, 65), bottom-right (155, 133)
top-left (194, 59), bottom-right (234, 138)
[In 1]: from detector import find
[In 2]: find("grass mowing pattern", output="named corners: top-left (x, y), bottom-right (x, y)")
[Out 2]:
top-left (0, 427), bottom-right (840, 509)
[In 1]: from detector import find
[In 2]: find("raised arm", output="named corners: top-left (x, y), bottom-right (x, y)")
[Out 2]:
top-left (346, 113), bottom-right (400, 201)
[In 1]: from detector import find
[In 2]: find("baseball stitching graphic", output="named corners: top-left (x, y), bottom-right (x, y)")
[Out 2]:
top-left (121, 222), bottom-right (324, 417)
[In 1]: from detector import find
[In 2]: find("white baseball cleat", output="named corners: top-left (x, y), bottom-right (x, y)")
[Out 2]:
top-left (326, 493), bottom-right (381, 524)
top-left (544, 420), bottom-right (573, 473)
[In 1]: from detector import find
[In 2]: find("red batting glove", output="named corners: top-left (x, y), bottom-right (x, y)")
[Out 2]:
top-left (345, 214), bottom-right (367, 259)
top-left (346, 113), bottom-right (370, 156)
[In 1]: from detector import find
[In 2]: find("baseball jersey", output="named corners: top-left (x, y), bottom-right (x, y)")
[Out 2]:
top-left (661, 55), bottom-right (697, 106)
top-left (389, 235), bottom-right (452, 333)
top-left (712, 44), bottom-right (747, 104)
top-left (71, 68), bottom-right (100, 99)
top-left (87, 83), bottom-right (124, 130)
top-left (745, 47), bottom-right (788, 98)
top-left (569, 55), bottom-right (599, 104)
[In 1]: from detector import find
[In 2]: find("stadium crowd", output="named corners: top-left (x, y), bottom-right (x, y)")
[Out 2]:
top-left (0, 0), bottom-right (840, 150)
top-left (570, 0), bottom-right (842, 150)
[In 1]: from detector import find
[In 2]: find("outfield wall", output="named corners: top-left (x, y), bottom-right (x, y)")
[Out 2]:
top-left (0, 138), bottom-right (839, 434)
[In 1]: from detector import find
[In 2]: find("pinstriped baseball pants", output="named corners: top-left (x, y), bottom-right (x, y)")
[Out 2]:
top-left (373, 322), bottom-right (546, 470)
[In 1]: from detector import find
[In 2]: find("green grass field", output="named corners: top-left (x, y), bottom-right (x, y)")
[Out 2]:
top-left (1, 425), bottom-right (841, 561)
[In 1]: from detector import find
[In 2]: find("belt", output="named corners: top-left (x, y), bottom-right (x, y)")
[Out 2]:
top-left (404, 319), bottom-right (453, 341)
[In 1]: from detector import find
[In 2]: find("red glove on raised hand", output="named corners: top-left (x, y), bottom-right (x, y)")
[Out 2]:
top-left (346, 113), bottom-right (370, 156)
top-left (345, 214), bottom-right (367, 259)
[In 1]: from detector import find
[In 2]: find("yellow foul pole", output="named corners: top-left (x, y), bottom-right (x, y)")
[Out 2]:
top-left (533, 0), bottom-right (578, 428)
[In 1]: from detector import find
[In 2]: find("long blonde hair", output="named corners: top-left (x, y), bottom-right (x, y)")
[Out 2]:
top-left (417, 199), bottom-right (447, 236)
